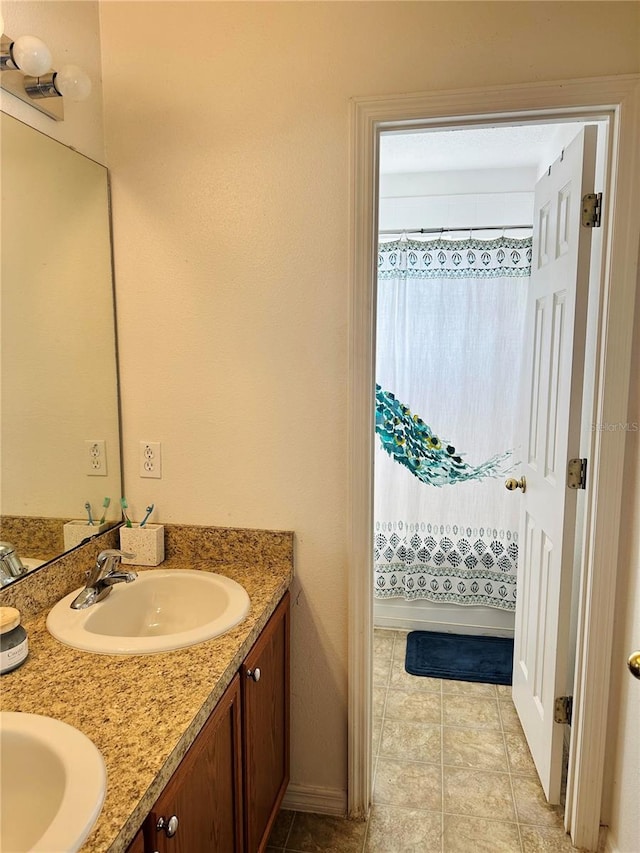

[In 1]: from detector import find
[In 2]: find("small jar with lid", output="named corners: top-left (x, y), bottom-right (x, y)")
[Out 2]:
top-left (0, 607), bottom-right (29, 674)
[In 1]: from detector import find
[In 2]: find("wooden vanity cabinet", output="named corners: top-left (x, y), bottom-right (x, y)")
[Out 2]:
top-left (145, 673), bottom-right (243, 853)
top-left (126, 592), bottom-right (289, 853)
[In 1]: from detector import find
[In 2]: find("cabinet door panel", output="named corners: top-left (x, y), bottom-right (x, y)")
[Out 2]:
top-left (146, 674), bottom-right (243, 853)
top-left (242, 593), bottom-right (290, 853)
top-left (125, 828), bottom-right (145, 853)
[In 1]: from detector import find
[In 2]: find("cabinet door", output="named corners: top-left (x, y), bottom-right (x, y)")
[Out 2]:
top-left (146, 674), bottom-right (243, 853)
top-left (125, 828), bottom-right (145, 853)
top-left (241, 593), bottom-right (290, 853)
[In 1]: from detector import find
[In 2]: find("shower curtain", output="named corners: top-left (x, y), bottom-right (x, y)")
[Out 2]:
top-left (374, 237), bottom-right (531, 610)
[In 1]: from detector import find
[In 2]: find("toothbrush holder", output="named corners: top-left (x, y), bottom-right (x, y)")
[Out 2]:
top-left (119, 524), bottom-right (164, 566)
top-left (63, 520), bottom-right (111, 551)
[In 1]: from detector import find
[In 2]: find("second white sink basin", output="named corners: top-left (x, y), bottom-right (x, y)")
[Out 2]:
top-left (46, 570), bottom-right (250, 654)
top-left (0, 712), bottom-right (106, 852)
top-left (21, 557), bottom-right (46, 570)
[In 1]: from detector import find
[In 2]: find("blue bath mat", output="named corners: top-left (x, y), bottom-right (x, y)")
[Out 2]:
top-left (405, 630), bottom-right (513, 685)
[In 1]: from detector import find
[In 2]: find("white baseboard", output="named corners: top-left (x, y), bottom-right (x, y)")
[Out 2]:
top-left (374, 605), bottom-right (514, 637)
top-left (373, 601), bottom-right (515, 638)
top-left (374, 615), bottom-right (514, 638)
top-left (281, 783), bottom-right (348, 816)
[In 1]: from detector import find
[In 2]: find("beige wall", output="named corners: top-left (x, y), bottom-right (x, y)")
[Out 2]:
top-left (0, 1), bottom-right (105, 163)
top-left (99, 0), bottom-right (640, 811)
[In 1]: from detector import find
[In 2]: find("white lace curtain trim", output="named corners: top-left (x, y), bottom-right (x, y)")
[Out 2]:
top-left (378, 236), bottom-right (532, 280)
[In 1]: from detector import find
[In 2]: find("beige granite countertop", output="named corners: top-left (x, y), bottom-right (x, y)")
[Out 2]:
top-left (0, 526), bottom-right (293, 852)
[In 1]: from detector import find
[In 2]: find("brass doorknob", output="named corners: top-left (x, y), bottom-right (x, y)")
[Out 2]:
top-left (505, 476), bottom-right (526, 493)
top-left (628, 651), bottom-right (640, 680)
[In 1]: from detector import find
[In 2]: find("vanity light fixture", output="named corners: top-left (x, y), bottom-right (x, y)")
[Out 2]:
top-left (0, 25), bottom-right (91, 121)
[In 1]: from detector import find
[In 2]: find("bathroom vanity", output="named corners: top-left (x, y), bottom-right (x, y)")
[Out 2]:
top-left (0, 524), bottom-right (293, 853)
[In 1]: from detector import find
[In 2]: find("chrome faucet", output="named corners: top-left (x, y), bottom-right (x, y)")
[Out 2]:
top-left (0, 542), bottom-right (28, 586)
top-left (70, 548), bottom-right (137, 610)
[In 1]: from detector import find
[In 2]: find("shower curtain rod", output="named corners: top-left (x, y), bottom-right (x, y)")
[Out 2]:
top-left (379, 224), bottom-right (533, 236)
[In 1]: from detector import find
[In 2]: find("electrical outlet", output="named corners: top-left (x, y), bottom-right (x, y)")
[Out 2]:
top-left (85, 440), bottom-right (107, 476)
top-left (139, 441), bottom-right (162, 479)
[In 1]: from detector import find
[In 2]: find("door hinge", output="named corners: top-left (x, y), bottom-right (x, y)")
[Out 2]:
top-left (567, 457), bottom-right (587, 490)
top-left (581, 192), bottom-right (602, 228)
top-left (554, 696), bottom-right (573, 725)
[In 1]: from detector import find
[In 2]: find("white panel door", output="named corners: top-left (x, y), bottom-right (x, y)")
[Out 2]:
top-left (512, 126), bottom-right (597, 803)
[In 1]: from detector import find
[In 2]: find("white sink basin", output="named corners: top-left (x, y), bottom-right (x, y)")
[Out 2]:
top-left (0, 712), bottom-right (106, 853)
top-left (46, 570), bottom-right (250, 655)
top-left (21, 557), bottom-right (46, 570)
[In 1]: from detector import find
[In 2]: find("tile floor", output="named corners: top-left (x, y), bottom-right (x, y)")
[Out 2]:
top-left (267, 628), bottom-right (579, 852)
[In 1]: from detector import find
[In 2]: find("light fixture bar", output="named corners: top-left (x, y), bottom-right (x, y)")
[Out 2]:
top-left (24, 72), bottom-right (59, 99)
top-left (1, 34), bottom-right (63, 120)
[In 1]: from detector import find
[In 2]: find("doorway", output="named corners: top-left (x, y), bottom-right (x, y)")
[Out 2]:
top-left (372, 117), bottom-right (598, 813)
top-left (373, 121), bottom-right (587, 642)
top-left (347, 77), bottom-right (640, 852)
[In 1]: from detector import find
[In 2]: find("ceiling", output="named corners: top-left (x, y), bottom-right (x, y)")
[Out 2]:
top-left (380, 123), bottom-right (585, 174)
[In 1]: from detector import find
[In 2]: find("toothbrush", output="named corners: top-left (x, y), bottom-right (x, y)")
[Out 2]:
top-left (120, 497), bottom-right (132, 528)
top-left (139, 503), bottom-right (154, 528)
top-left (99, 497), bottom-right (111, 525)
top-left (84, 502), bottom-right (94, 526)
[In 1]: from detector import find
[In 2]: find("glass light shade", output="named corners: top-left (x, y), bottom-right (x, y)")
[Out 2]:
top-left (54, 65), bottom-right (91, 101)
top-left (11, 35), bottom-right (52, 76)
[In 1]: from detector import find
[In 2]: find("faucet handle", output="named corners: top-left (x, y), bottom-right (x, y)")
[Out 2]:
top-left (97, 548), bottom-right (135, 566)
top-left (94, 549), bottom-right (136, 579)
top-left (0, 542), bottom-right (27, 579)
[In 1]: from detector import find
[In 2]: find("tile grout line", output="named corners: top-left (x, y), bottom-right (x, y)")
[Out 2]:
top-left (363, 630), bottom-right (391, 853)
top-left (498, 691), bottom-right (526, 853)
top-left (376, 630), bottom-right (394, 774)
top-left (282, 809), bottom-right (296, 851)
top-left (366, 628), bottom-right (396, 851)
top-left (372, 629), bottom-right (393, 810)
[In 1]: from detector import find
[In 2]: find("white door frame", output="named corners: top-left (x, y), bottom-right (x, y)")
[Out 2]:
top-left (347, 75), bottom-right (640, 851)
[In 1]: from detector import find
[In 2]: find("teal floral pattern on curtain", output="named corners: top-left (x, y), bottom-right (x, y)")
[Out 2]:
top-left (375, 384), bottom-right (514, 486)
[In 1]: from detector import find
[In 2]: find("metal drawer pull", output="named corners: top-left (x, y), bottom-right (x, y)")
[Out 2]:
top-left (628, 651), bottom-right (640, 680)
top-left (157, 815), bottom-right (179, 837)
top-left (246, 667), bottom-right (261, 682)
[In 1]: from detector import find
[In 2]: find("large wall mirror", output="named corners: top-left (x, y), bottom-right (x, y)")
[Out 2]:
top-left (1, 112), bottom-right (122, 584)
